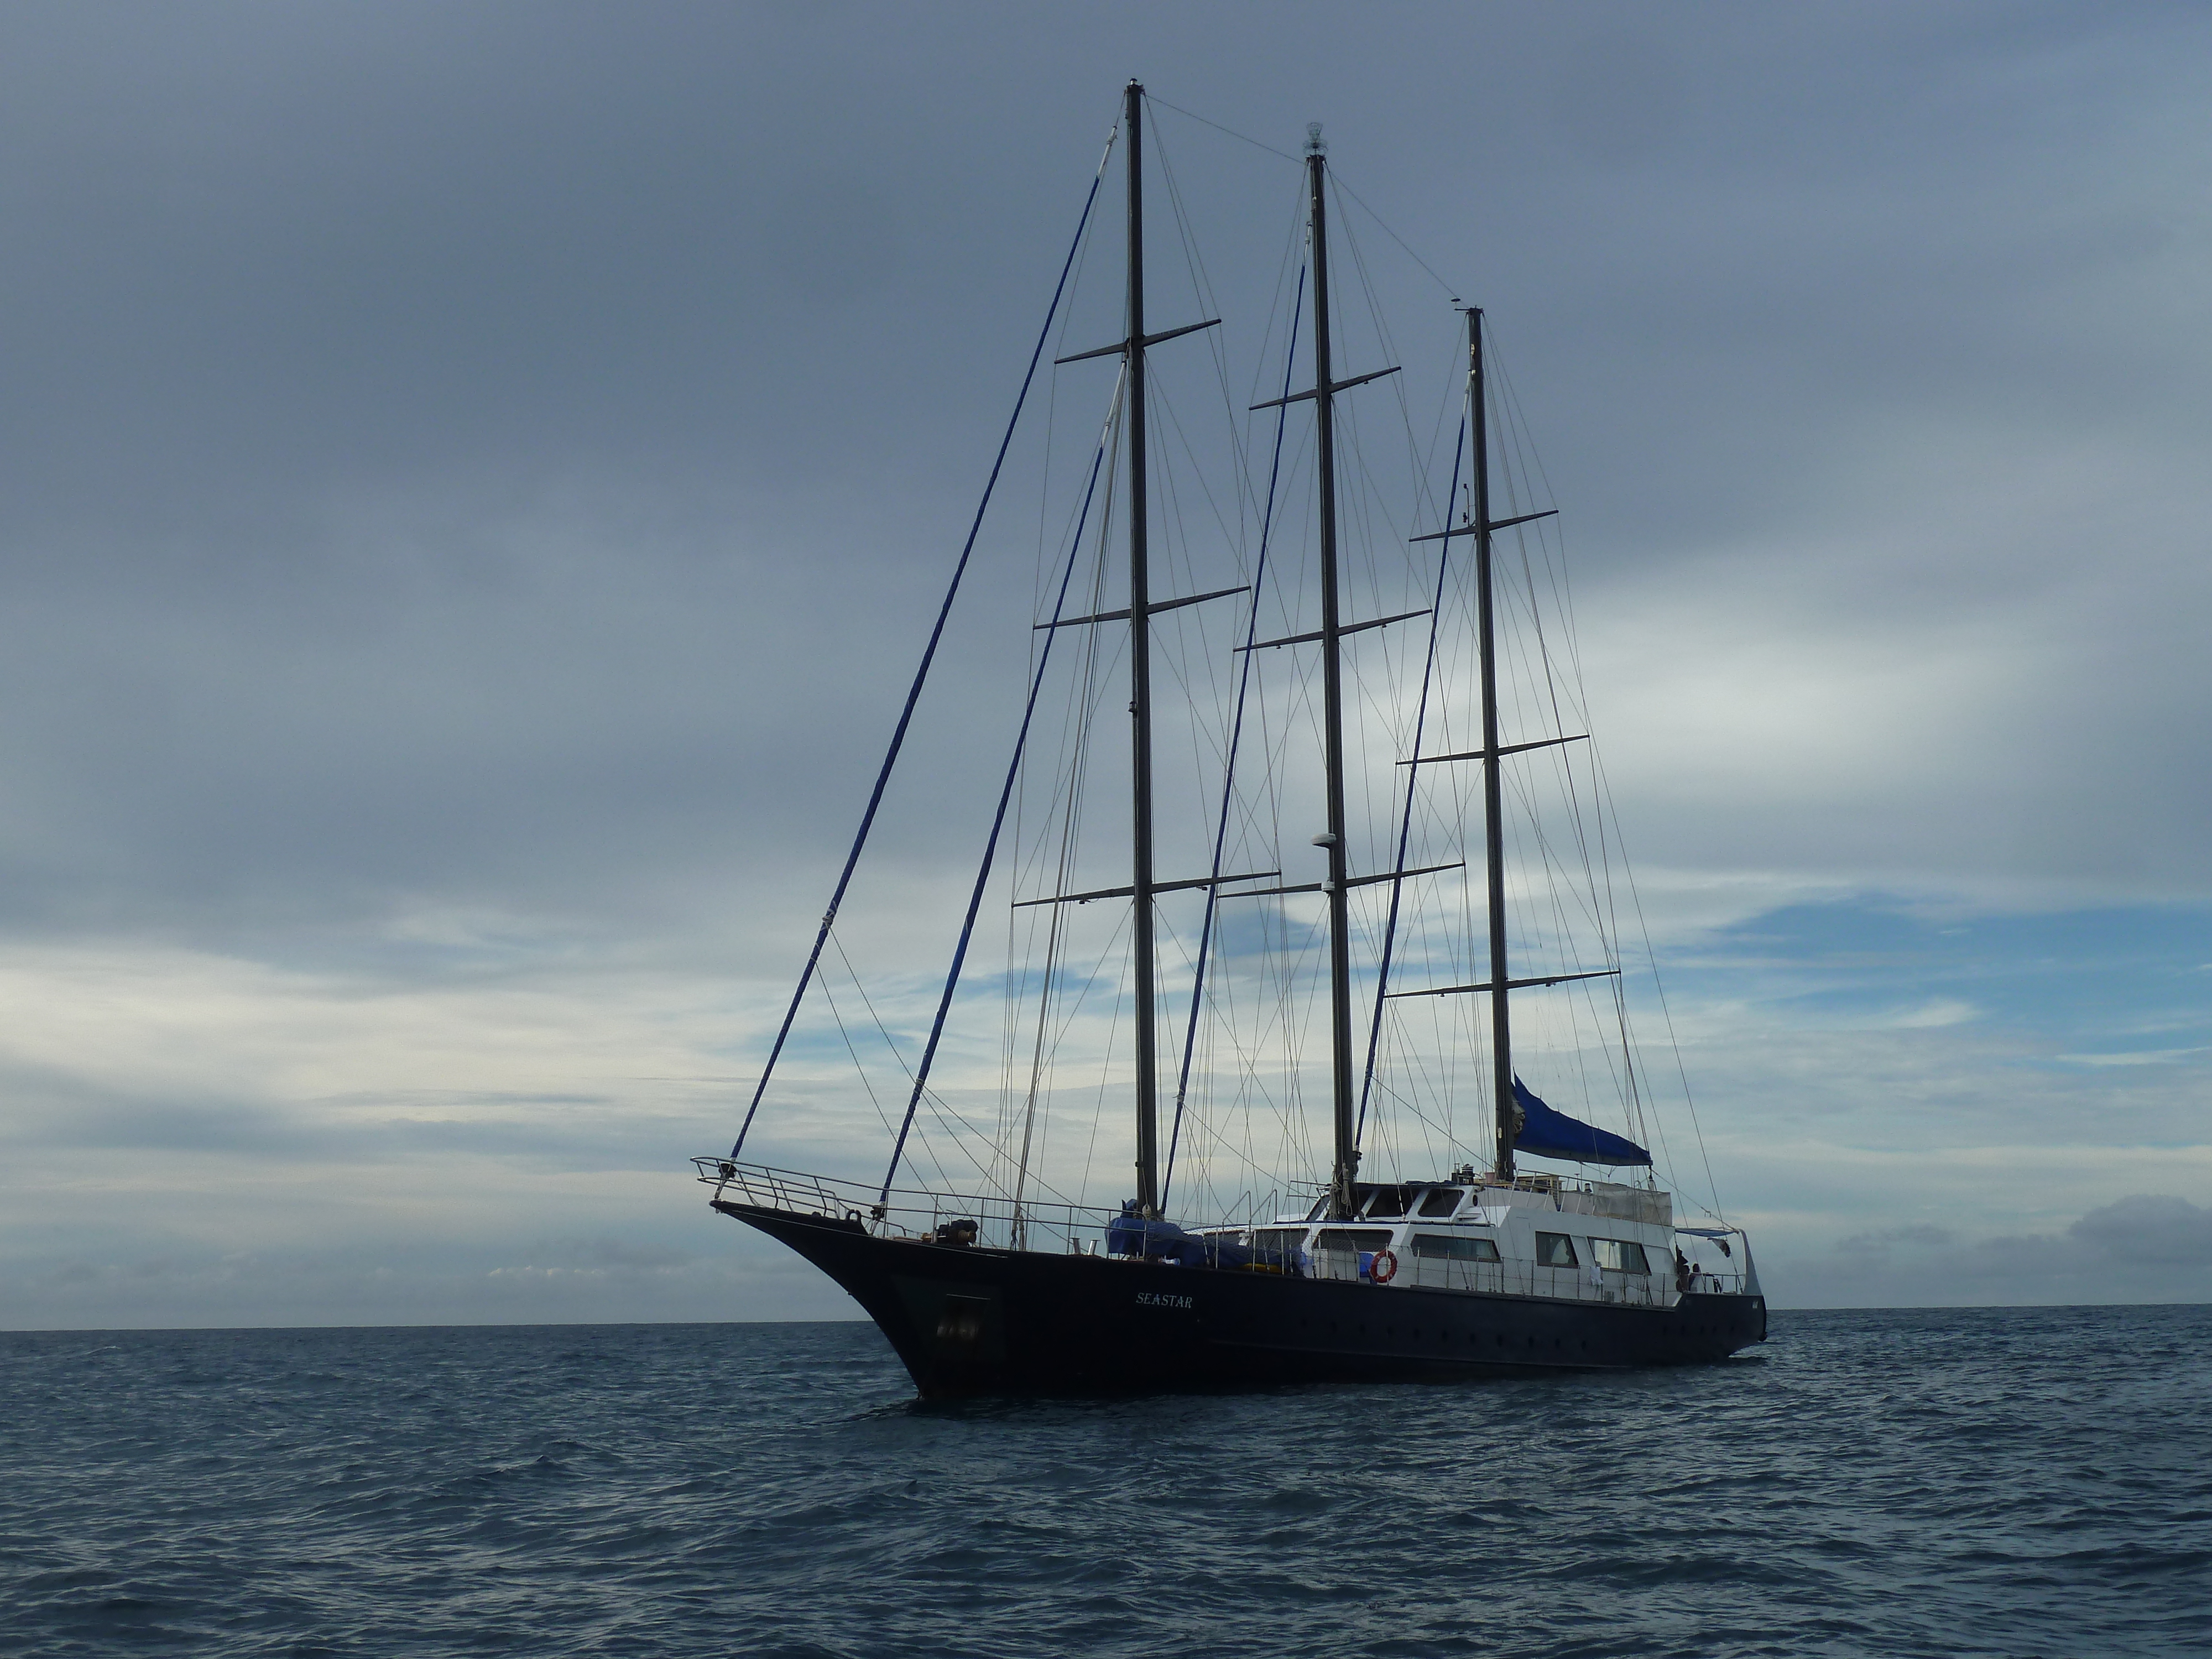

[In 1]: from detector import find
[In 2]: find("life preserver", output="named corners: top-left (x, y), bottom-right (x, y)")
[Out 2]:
top-left (1370, 1248), bottom-right (1399, 1285)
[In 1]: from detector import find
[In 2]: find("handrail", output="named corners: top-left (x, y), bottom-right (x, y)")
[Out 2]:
top-left (693, 1157), bottom-right (1757, 1299)
top-left (694, 1157), bottom-right (1120, 1256)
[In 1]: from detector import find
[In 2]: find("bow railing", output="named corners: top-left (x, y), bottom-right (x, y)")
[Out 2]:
top-left (691, 1158), bottom-right (1119, 1256)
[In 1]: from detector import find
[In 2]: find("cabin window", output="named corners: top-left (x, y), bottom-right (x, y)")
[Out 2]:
top-left (1416, 1187), bottom-right (1464, 1218)
top-left (1535, 1232), bottom-right (1579, 1267)
top-left (1591, 1238), bottom-right (1651, 1274)
top-left (1411, 1233), bottom-right (1499, 1262)
top-left (1251, 1229), bottom-right (1305, 1254)
top-left (1362, 1187), bottom-right (1411, 1219)
top-left (1313, 1229), bottom-right (1395, 1254)
top-left (1303, 1196), bottom-right (1331, 1222)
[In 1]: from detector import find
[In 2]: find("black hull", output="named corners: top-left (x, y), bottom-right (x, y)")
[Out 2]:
top-left (718, 1201), bottom-right (1767, 1397)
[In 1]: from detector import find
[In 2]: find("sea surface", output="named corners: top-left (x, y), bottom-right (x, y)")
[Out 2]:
top-left (3, 1307), bottom-right (2207, 1658)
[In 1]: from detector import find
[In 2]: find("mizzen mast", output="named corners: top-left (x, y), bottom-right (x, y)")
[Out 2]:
top-left (1468, 307), bottom-right (1518, 1182)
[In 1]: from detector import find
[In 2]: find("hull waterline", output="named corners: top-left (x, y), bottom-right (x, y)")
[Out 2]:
top-left (719, 1201), bottom-right (1767, 1398)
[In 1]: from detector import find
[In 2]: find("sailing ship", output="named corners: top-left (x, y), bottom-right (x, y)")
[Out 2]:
top-left (697, 83), bottom-right (1766, 1395)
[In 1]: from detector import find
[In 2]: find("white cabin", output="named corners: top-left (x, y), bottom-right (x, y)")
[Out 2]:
top-left (1204, 1175), bottom-right (1758, 1307)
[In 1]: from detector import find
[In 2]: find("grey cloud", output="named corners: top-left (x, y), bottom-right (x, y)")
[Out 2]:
top-left (544, 1237), bottom-right (695, 1272)
top-left (1837, 1224), bottom-right (1957, 1254)
top-left (1775, 1194), bottom-right (2212, 1307)
top-left (3, 2), bottom-right (2210, 1325)
top-left (2069, 1195), bottom-right (2212, 1267)
top-left (0, 1), bottom-right (2203, 956)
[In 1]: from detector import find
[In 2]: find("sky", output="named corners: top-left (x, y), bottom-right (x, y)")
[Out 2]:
top-left (2, 0), bottom-right (2208, 1328)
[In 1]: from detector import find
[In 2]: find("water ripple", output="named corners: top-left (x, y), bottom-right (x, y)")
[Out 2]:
top-left (3, 1307), bottom-right (2209, 1656)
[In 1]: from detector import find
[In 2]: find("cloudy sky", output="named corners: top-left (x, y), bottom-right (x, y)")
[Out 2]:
top-left (3, 1), bottom-right (2208, 1329)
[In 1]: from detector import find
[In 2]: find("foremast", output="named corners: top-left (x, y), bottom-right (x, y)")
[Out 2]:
top-left (1052, 81), bottom-right (1224, 1220)
top-left (1123, 80), bottom-right (1162, 1218)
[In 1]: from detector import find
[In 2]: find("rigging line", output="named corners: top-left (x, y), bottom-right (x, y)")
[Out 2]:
top-left (1488, 343), bottom-right (1660, 1167)
top-left (827, 934), bottom-right (961, 1200)
top-left (830, 933), bottom-right (914, 1081)
top-left (1150, 371), bottom-right (1248, 606)
top-left (1074, 924), bottom-right (1134, 1214)
top-left (1147, 100), bottom-right (1249, 500)
top-left (1003, 373), bottom-right (1128, 1135)
top-left (1491, 334), bottom-right (1594, 701)
top-left (1356, 410), bottom-right (1466, 1149)
top-left (1162, 263), bottom-right (1304, 1212)
top-left (1484, 349), bottom-right (1661, 1171)
top-left (1150, 138), bottom-right (1262, 602)
top-left (1326, 168), bottom-right (1462, 303)
top-left (1602, 755), bottom-right (1723, 1222)
top-left (812, 969), bottom-right (895, 1139)
top-left (1246, 178), bottom-right (1317, 415)
top-left (1516, 567), bottom-right (1636, 1142)
top-left (1144, 92), bottom-right (1303, 163)
top-left (1036, 907), bottom-right (1134, 1105)
top-left (1173, 1088), bottom-right (1313, 1190)
top-left (1015, 381), bottom-right (1128, 1217)
top-left (1364, 1072), bottom-right (1455, 1160)
top-left (879, 372), bottom-right (1119, 1203)
top-left (1330, 180), bottom-right (1412, 431)
top-left (733, 132), bottom-right (1114, 1160)
top-left (828, 937), bottom-right (954, 1193)
top-left (914, 1083), bottom-right (1046, 1200)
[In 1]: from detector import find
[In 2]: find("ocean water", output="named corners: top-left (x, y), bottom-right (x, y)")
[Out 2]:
top-left (3, 1307), bottom-right (2206, 1658)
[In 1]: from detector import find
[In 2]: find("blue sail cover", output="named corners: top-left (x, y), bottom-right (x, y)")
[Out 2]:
top-left (1105, 1202), bottom-right (1299, 1271)
top-left (1514, 1078), bottom-right (1651, 1166)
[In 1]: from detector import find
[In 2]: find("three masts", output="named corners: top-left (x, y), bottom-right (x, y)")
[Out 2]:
top-left (1096, 81), bottom-right (1550, 1223)
top-left (699, 82), bottom-right (1765, 1394)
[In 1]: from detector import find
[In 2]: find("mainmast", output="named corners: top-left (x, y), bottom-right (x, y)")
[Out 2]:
top-left (1308, 129), bottom-right (1361, 1221)
top-left (1124, 80), bottom-right (1162, 1218)
top-left (1469, 307), bottom-right (1516, 1181)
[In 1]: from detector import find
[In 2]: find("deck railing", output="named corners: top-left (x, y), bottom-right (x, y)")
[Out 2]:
top-left (693, 1157), bottom-right (1119, 1256)
top-left (1386, 1253), bottom-right (1666, 1306)
top-left (694, 1157), bottom-right (1745, 1303)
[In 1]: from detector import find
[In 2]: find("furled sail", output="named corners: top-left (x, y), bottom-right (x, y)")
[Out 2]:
top-left (1512, 1078), bottom-right (1651, 1166)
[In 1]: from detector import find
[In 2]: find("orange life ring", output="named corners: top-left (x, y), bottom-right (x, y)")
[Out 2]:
top-left (1370, 1248), bottom-right (1399, 1285)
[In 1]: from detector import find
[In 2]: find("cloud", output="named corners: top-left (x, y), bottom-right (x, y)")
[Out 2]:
top-left (546, 1237), bottom-right (696, 1272)
top-left (1894, 1000), bottom-right (1978, 1031)
top-left (1767, 1193), bottom-right (2212, 1309)
top-left (2069, 1196), bottom-right (2212, 1267)
top-left (2, 4), bottom-right (2210, 1325)
top-left (2057, 1047), bottom-right (2212, 1068)
top-left (1837, 1224), bottom-right (1956, 1254)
